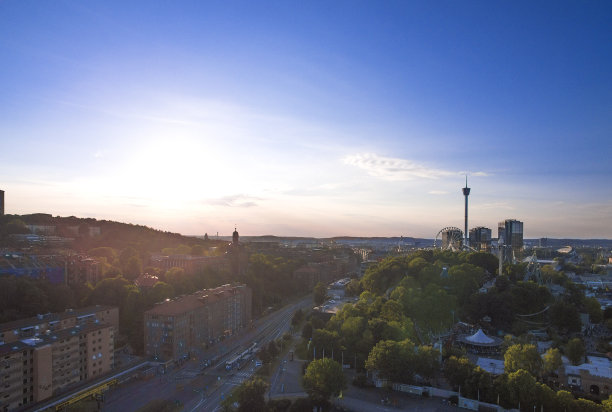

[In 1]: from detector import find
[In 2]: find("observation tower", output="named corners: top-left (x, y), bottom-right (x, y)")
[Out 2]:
top-left (462, 177), bottom-right (470, 248)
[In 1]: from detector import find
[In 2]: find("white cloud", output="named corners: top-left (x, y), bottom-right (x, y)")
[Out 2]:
top-left (428, 190), bottom-right (448, 195)
top-left (202, 194), bottom-right (261, 208)
top-left (343, 153), bottom-right (488, 181)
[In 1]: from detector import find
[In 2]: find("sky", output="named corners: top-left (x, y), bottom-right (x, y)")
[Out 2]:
top-left (0, 1), bottom-right (611, 238)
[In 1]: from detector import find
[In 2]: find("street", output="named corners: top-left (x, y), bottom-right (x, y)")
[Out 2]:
top-left (101, 296), bottom-right (312, 411)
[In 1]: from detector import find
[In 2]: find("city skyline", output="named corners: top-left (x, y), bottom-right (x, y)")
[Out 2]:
top-left (1, 2), bottom-right (610, 238)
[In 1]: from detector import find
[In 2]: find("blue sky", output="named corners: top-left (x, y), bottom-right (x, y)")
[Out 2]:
top-left (1, 1), bottom-right (610, 238)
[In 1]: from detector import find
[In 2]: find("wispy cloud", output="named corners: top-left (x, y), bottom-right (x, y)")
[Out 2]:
top-left (475, 202), bottom-right (515, 210)
top-left (343, 153), bottom-right (487, 181)
top-left (428, 190), bottom-right (448, 195)
top-left (203, 194), bottom-right (260, 208)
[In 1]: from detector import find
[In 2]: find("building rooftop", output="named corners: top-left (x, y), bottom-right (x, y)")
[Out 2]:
top-left (0, 305), bottom-right (115, 333)
top-left (134, 274), bottom-right (160, 288)
top-left (145, 284), bottom-right (247, 316)
top-left (0, 322), bottom-right (111, 355)
top-left (565, 356), bottom-right (612, 379)
top-left (476, 357), bottom-right (505, 375)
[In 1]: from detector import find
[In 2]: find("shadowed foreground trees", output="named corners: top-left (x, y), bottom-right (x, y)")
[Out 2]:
top-left (303, 358), bottom-right (346, 409)
top-left (236, 378), bottom-right (268, 412)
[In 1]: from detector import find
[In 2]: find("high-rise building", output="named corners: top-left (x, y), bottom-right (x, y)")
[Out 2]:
top-left (498, 219), bottom-right (524, 261)
top-left (469, 227), bottom-right (492, 252)
top-left (0, 189), bottom-right (4, 216)
top-left (144, 284), bottom-right (252, 362)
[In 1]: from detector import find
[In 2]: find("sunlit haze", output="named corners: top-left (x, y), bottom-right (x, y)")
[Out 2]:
top-left (1, 1), bottom-right (610, 238)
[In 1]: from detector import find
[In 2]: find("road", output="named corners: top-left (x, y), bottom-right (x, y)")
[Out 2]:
top-left (101, 295), bottom-right (312, 411)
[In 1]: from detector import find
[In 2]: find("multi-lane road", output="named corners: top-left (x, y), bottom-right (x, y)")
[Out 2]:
top-left (101, 295), bottom-right (312, 411)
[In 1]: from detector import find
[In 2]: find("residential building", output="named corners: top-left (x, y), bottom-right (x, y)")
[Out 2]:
top-left (0, 253), bottom-right (65, 284)
top-left (144, 284), bottom-right (251, 362)
top-left (0, 308), bottom-right (116, 411)
top-left (0, 306), bottom-right (118, 345)
top-left (66, 255), bottom-right (102, 285)
top-left (149, 254), bottom-right (229, 275)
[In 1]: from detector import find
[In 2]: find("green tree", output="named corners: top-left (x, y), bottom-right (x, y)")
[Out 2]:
top-left (602, 394), bottom-right (612, 411)
top-left (301, 322), bottom-right (313, 339)
top-left (237, 377), bottom-right (267, 412)
top-left (267, 399), bottom-right (291, 412)
top-left (574, 398), bottom-right (604, 412)
top-left (345, 278), bottom-right (363, 297)
top-left (542, 347), bottom-right (563, 375)
top-left (288, 398), bottom-right (313, 412)
top-left (443, 356), bottom-right (473, 389)
top-left (550, 300), bottom-right (582, 334)
top-left (380, 300), bottom-right (403, 322)
top-left (413, 346), bottom-right (440, 381)
top-left (164, 267), bottom-right (193, 295)
top-left (556, 390), bottom-right (578, 412)
top-left (291, 309), bottom-right (304, 326)
top-left (4, 218), bottom-right (29, 234)
top-left (584, 297), bottom-right (603, 324)
top-left (504, 344), bottom-right (542, 377)
top-left (302, 358), bottom-right (346, 408)
top-left (446, 263), bottom-right (485, 305)
top-left (267, 340), bottom-right (279, 358)
top-left (124, 255), bottom-right (142, 281)
top-left (148, 281), bottom-right (175, 304)
top-left (311, 329), bottom-right (340, 356)
top-left (466, 252), bottom-right (499, 275)
top-left (506, 369), bottom-right (538, 410)
top-left (119, 247), bottom-right (139, 270)
top-left (190, 244), bottom-right (205, 256)
top-left (88, 247), bottom-right (118, 264)
top-left (365, 339), bottom-right (417, 383)
top-left (566, 338), bottom-right (586, 365)
top-left (257, 347), bottom-right (271, 364)
top-left (313, 282), bottom-right (327, 306)
top-left (361, 256), bottom-right (413, 294)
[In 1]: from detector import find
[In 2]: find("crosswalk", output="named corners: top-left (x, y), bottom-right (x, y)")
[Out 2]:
top-left (226, 370), bottom-right (255, 385)
top-left (174, 368), bottom-right (201, 380)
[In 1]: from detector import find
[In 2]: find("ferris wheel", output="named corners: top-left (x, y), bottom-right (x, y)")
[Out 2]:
top-left (434, 227), bottom-right (464, 251)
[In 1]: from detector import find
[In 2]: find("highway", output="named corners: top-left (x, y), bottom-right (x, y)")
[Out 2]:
top-left (101, 295), bottom-right (312, 411)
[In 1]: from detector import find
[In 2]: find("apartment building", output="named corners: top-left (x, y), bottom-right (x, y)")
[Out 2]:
top-left (0, 306), bottom-right (118, 345)
top-left (0, 311), bottom-right (115, 411)
top-left (144, 284), bottom-right (251, 362)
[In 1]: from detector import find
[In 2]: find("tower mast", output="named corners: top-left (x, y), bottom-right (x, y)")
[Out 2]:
top-left (462, 176), bottom-right (470, 248)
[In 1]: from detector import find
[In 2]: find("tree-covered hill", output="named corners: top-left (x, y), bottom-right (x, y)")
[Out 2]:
top-left (0, 213), bottom-right (226, 252)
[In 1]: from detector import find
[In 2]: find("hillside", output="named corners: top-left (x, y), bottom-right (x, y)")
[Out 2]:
top-left (0, 213), bottom-right (225, 253)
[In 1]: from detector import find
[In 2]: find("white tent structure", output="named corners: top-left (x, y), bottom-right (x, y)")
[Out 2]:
top-left (466, 329), bottom-right (495, 344)
top-left (458, 328), bottom-right (503, 354)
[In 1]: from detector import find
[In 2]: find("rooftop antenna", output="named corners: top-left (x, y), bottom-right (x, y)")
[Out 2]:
top-left (462, 175), bottom-right (470, 248)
